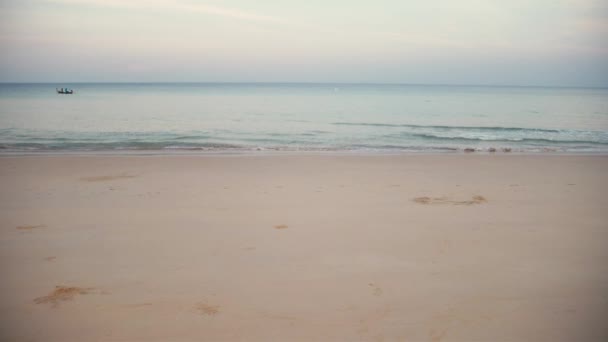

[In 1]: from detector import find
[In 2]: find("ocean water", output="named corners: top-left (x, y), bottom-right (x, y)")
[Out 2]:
top-left (0, 83), bottom-right (607, 154)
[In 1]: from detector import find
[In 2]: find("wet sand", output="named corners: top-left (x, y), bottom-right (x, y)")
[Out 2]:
top-left (1, 154), bottom-right (607, 341)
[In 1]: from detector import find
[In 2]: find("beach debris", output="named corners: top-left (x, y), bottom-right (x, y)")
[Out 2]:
top-left (274, 224), bottom-right (289, 229)
top-left (413, 195), bottom-right (487, 205)
top-left (16, 224), bottom-right (46, 230)
top-left (34, 286), bottom-right (95, 307)
top-left (196, 302), bottom-right (220, 316)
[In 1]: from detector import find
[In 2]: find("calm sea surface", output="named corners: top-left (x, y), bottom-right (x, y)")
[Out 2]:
top-left (1, 83), bottom-right (607, 154)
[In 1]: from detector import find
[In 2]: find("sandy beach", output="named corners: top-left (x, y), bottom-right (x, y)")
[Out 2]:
top-left (1, 154), bottom-right (607, 341)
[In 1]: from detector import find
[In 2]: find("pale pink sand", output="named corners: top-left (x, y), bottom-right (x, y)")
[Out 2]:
top-left (0, 155), bottom-right (607, 341)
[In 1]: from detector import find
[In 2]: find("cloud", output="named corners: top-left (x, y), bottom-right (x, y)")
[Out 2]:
top-left (45, 0), bottom-right (285, 24)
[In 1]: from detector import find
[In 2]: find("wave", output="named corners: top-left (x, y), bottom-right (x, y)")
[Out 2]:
top-left (402, 133), bottom-right (608, 145)
top-left (2, 126), bottom-right (608, 153)
top-left (332, 122), bottom-right (564, 133)
top-left (1, 141), bottom-right (606, 153)
top-left (0, 141), bottom-right (244, 151)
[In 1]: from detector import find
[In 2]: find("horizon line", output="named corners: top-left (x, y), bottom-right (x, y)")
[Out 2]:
top-left (1, 81), bottom-right (607, 89)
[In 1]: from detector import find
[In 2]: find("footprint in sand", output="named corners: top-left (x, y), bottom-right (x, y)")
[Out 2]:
top-left (80, 174), bottom-right (136, 182)
top-left (34, 286), bottom-right (96, 307)
top-left (368, 283), bottom-right (383, 296)
top-left (196, 302), bottom-right (220, 316)
top-left (16, 224), bottom-right (46, 230)
top-left (437, 239), bottom-right (452, 255)
top-left (413, 195), bottom-right (487, 205)
top-left (274, 224), bottom-right (288, 230)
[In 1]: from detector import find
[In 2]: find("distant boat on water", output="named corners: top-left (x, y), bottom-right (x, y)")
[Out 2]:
top-left (56, 88), bottom-right (74, 94)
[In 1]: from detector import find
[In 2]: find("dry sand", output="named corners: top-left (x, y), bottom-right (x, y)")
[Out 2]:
top-left (0, 154), bottom-right (607, 341)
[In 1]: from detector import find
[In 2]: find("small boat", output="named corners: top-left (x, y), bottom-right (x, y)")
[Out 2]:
top-left (56, 88), bottom-right (74, 94)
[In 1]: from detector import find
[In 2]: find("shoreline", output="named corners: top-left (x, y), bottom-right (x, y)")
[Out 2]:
top-left (2, 149), bottom-right (608, 158)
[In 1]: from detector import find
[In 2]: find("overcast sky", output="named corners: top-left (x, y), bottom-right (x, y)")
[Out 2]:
top-left (1, 0), bottom-right (607, 86)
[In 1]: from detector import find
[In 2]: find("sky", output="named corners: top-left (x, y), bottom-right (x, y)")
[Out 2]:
top-left (0, 0), bottom-right (607, 86)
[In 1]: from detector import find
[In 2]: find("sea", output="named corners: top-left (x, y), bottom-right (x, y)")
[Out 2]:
top-left (0, 83), bottom-right (607, 154)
